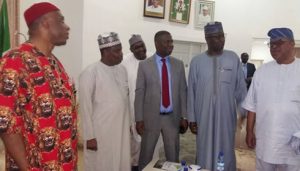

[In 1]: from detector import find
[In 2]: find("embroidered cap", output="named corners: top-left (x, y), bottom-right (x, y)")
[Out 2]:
top-left (267, 27), bottom-right (294, 42)
top-left (204, 21), bottom-right (224, 35)
top-left (98, 32), bottom-right (121, 50)
top-left (129, 34), bottom-right (143, 46)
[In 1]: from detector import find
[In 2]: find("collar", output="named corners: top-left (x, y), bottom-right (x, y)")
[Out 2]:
top-left (155, 53), bottom-right (170, 62)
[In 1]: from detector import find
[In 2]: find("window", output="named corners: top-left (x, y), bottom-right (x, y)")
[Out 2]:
top-left (171, 40), bottom-right (207, 76)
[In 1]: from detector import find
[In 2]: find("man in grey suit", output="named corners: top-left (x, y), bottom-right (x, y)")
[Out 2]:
top-left (135, 30), bottom-right (188, 170)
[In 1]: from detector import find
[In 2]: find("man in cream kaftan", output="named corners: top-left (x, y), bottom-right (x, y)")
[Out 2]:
top-left (79, 32), bottom-right (130, 171)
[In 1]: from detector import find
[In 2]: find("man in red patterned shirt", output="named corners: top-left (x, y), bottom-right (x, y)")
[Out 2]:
top-left (0, 2), bottom-right (77, 171)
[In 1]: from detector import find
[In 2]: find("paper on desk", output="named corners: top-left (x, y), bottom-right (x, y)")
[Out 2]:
top-left (161, 161), bottom-right (181, 171)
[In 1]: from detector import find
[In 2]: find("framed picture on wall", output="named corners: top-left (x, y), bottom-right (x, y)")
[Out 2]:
top-left (194, 0), bottom-right (215, 28)
top-left (169, 0), bottom-right (191, 24)
top-left (144, 0), bottom-right (165, 18)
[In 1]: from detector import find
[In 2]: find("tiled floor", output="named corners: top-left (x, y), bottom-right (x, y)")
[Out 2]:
top-left (0, 118), bottom-right (255, 170)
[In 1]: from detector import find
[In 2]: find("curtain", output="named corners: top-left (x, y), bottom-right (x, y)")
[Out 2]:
top-left (0, 0), bottom-right (19, 49)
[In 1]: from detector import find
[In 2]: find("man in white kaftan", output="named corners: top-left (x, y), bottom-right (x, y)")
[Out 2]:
top-left (198, 5), bottom-right (211, 26)
top-left (146, 0), bottom-right (163, 13)
top-left (187, 22), bottom-right (247, 171)
top-left (79, 32), bottom-right (130, 171)
top-left (243, 28), bottom-right (300, 171)
top-left (174, 0), bottom-right (186, 21)
top-left (121, 35), bottom-right (163, 171)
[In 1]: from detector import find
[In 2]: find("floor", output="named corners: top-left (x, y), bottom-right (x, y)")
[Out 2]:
top-left (177, 129), bottom-right (256, 171)
top-left (0, 118), bottom-right (255, 170)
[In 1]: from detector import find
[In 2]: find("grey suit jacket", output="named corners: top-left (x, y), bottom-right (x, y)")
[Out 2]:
top-left (134, 55), bottom-right (187, 130)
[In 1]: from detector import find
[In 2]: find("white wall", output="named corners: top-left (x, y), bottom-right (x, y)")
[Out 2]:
top-left (20, 0), bottom-right (300, 83)
top-left (82, 0), bottom-right (206, 69)
top-left (81, 0), bottom-right (300, 68)
top-left (214, 0), bottom-right (300, 64)
top-left (250, 38), bottom-right (272, 62)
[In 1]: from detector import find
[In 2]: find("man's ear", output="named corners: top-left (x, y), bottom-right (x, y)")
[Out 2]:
top-left (154, 40), bottom-right (159, 49)
top-left (291, 41), bottom-right (295, 46)
top-left (101, 48), bottom-right (109, 57)
top-left (39, 16), bottom-right (50, 29)
top-left (204, 36), bottom-right (208, 42)
top-left (130, 46), bottom-right (134, 53)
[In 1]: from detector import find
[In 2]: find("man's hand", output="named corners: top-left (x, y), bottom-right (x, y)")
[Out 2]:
top-left (0, 133), bottom-right (28, 171)
top-left (136, 121), bottom-right (145, 135)
top-left (179, 118), bottom-right (188, 134)
top-left (245, 77), bottom-right (252, 83)
top-left (246, 111), bottom-right (256, 149)
top-left (246, 131), bottom-right (256, 149)
top-left (86, 138), bottom-right (98, 151)
top-left (189, 122), bottom-right (197, 134)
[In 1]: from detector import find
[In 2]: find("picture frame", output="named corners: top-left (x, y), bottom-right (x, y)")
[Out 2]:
top-left (169, 0), bottom-right (191, 24)
top-left (194, 0), bottom-right (215, 28)
top-left (144, 0), bottom-right (165, 19)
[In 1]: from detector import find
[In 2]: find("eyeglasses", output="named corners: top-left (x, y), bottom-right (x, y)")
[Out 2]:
top-left (267, 39), bottom-right (289, 49)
